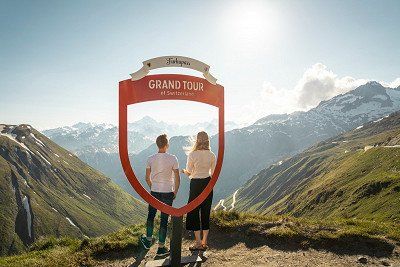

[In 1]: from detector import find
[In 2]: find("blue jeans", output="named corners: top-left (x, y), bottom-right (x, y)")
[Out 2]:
top-left (146, 191), bottom-right (174, 244)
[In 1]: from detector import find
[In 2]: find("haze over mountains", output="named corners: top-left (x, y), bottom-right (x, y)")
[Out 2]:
top-left (0, 125), bottom-right (146, 256)
top-left (43, 117), bottom-right (241, 155)
top-left (42, 81), bottom-right (400, 206)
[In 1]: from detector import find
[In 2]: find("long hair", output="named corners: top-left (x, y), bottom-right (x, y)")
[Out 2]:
top-left (189, 131), bottom-right (210, 152)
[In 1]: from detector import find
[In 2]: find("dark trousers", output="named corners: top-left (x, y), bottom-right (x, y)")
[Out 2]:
top-left (146, 191), bottom-right (174, 244)
top-left (186, 177), bottom-right (213, 231)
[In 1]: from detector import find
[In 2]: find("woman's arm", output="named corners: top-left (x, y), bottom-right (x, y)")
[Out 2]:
top-left (210, 152), bottom-right (216, 176)
top-left (182, 152), bottom-right (194, 176)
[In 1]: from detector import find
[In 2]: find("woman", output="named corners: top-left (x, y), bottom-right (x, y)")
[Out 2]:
top-left (182, 131), bottom-right (216, 251)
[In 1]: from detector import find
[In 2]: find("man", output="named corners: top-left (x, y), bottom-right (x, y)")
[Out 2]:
top-left (140, 134), bottom-right (180, 256)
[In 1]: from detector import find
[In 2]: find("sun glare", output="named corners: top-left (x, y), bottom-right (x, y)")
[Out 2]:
top-left (222, 1), bottom-right (280, 50)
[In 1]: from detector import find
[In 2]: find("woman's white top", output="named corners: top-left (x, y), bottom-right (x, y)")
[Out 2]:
top-left (186, 150), bottom-right (216, 179)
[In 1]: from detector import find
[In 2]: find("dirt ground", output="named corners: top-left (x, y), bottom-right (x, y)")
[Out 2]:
top-left (96, 230), bottom-right (400, 267)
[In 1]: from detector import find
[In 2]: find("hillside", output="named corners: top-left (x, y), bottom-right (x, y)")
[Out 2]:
top-left (213, 81), bottom-right (400, 202)
top-left (226, 111), bottom-right (400, 222)
top-left (0, 124), bottom-right (146, 256)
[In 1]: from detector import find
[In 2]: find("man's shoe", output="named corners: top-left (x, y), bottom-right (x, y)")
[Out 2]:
top-left (156, 246), bottom-right (170, 256)
top-left (140, 235), bottom-right (152, 250)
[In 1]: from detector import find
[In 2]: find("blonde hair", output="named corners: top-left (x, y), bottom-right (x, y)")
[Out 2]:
top-left (190, 131), bottom-right (210, 152)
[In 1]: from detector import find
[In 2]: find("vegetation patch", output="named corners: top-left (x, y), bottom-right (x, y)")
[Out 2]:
top-left (211, 211), bottom-right (399, 257)
top-left (0, 224), bottom-right (145, 267)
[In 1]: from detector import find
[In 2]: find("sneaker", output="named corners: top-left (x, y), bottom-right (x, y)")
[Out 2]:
top-left (156, 246), bottom-right (170, 256)
top-left (140, 235), bottom-right (152, 250)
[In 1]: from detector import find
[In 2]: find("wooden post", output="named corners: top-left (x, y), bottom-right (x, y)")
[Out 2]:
top-left (170, 216), bottom-right (183, 267)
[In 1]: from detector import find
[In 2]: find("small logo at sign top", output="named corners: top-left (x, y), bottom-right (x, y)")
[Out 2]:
top-left (166, 57), bottom-right (191, 67)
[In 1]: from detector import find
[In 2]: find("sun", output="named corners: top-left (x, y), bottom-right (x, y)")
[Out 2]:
top-left (222, 1), bottom-right (280, 49)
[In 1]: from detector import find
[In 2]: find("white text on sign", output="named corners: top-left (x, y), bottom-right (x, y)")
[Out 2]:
top-left (148, 79), bottom-right (204, 91)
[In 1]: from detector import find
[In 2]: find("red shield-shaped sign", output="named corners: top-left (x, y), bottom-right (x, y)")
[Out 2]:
top-left (119, 74), bottom-right (224, 216)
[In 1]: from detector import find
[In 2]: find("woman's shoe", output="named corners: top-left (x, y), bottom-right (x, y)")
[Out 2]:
top-left (189, 244), bottom-right (204, 251)
top-left (201, 244), bottom-right (208, 250)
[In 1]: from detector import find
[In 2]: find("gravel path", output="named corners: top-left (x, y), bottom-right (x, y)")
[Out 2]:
top-left (96, 231), bottom-right (400, 267)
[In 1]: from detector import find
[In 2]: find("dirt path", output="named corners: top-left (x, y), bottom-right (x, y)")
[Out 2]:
top-left (96, 230), bottom-right (400, 267)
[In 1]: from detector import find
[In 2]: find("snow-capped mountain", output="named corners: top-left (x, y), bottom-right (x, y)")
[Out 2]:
top-left (211, 81), bottom-right (400, 201)
top-left (43, 118), bottom-right (241, 156)
top-left (43, 122), bottom-right (152, 155)
top-left (128, 116), bottom-right (240, 141)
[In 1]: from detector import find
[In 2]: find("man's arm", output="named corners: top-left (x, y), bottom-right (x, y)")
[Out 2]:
top-left (145, 167), bottom-right (152, 188)
top-left (173, 169), bottom-right (180, 198)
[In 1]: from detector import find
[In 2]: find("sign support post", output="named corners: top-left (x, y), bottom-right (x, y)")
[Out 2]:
top-left (170, 216), bottom-right (183, 267)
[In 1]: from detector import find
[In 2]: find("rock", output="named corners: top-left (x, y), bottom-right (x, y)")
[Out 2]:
top-left (381, 260), bottom-right (391, 266)
top-left (358, 257), bottom-right (368, 264)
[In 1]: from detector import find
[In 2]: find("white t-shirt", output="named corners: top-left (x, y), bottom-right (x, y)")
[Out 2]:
top-left (186, 150), bottom-right (216, 179)
top-left (146, 153), bottom-right (179, 193)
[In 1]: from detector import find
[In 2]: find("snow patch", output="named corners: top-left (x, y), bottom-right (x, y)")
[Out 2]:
top-left (35, 150), bottom-right (52, 166)
top-left (356, 125), bottom-right (363, 130)
top-left (54, 153), bottom-right (60, 157)
top-left (30, 133), bottom-right (45, 147)
top-left (51, 207), bottom-right (59, 213)
top-left (0, 133), bottom-right (32, 153)
top-left (83, 194), bottom-right (91, 200)
top-left (66, 217), bottom-right (78, 227)
top-left (22, 196), bottom-right (32, 238)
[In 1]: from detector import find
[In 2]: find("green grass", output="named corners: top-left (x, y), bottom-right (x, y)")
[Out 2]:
top-left (2, 211), bottom-right (400, 266)
top-left (0, 224), bottom-right (145, 267)
top-left (211, 211), bottom-right (400, 243)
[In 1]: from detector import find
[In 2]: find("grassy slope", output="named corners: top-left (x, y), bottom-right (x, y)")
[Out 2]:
top-left (0, 125), bottom-right (146, 255)
top-left (231, 112), bottom-right (400, 222)
top-left (1, 211), bottom-right (399, 267)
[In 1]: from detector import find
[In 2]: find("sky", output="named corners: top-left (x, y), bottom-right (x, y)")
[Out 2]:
top-left (1, 0), bottom-right (399, 130)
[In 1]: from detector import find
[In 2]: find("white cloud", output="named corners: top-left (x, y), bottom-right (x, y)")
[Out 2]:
top-left (253, 63), bottom-right (399, 121)
top-left (381, 78), bottom-right (400, 88)
top-left (295, 63), bottom-right (368, 109)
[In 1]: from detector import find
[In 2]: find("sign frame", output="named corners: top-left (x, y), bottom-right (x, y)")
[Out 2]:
top-left (119, 57), bottom-right (224, 217)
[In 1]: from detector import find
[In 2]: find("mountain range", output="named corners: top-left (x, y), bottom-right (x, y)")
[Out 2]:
top-left (223, 111), bottom-right (400, 222)
top-left (42, 82), bottom-right (400, 206)
top-left (43, 117), bottom-right (241, 155)
top-left (0, 124), bottom-right (146, 256)
top-left (211, 81), bottom-right (400, 201)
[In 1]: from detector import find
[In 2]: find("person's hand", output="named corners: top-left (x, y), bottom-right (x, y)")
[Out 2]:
top-left (181, 169), bottom-right (186, 174)
top-left (173, 191), bottom-right (177, 199)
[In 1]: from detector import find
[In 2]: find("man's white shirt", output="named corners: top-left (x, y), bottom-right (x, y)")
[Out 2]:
top-left (146, 153), bottom-right (179, 193)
